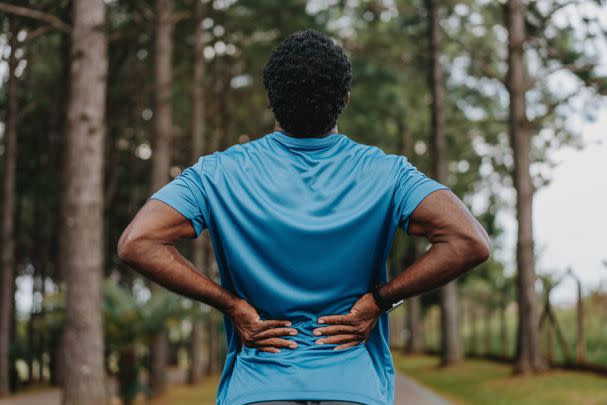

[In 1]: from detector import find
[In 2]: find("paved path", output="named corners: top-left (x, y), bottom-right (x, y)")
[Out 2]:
top-left (0, 370), bottom-right (451, 405)
top-left (394, 372), bottom-right (452, 405)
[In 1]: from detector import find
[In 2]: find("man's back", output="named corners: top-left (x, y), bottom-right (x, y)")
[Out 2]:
top-left (151, 130), bottom-right (447, 404)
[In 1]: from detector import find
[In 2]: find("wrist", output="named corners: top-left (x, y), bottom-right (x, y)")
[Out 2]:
top-left (370, 282), bottom-right (390, 313)
top-left (366, 292), bottom-right (384, 317)
top-left (223, 295), bottom-right (244, 317)
top-left (371, 282), bottom-right (404, 314)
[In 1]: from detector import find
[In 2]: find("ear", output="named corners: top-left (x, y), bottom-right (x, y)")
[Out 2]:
top-left (343, 91), bottom-right (351, 109)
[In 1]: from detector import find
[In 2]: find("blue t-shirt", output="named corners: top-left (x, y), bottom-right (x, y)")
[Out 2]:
top-left (150, 130), bottom-right (447, 405)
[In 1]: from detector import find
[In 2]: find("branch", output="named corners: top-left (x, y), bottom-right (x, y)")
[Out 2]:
top-left (24, 25), bottom-right (54, 41)
top-left (442, 26), bottom-right (506, 86)
top-left (0, 3), bottom-right (70, 33)
top-left (529, 88), bottom-right (581, 127)
top-left (528, 0), bottom-right (575, 32)
top-left (171, 10), bottom-right (191, 24)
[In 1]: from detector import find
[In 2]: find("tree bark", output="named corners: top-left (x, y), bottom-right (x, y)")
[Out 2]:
top-left (484, 309), bottom-right (492, 355)
top-left (149, 0), bottom-right (174, 396)
top-left (60, 1), bottom-right (108, 403)
top-left (575, 277), bottom-right (585, 364)
top-left (0, 19), bottom-right (18, 398)
top-left (188, 1), bottom-right (208, 385)
top-left (500, 305), bottom-right (509, 357)
top-left (425, 0), bottom-right (461, 366)
top-left (403, 242), bottom-right (424, 354)
top-left (150, 0), bottom-right (173, 194)
top-left (506, 0), bottom-right (545, 374)
top-left (470, 307), bottom-right (478, 355)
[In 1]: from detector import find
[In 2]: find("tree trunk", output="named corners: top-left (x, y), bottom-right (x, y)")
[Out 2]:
top-left (149, 0), bottom-right (174, 396)
top-left (484, 309), bottom-right (492, 355)
top-left (188, 0), bottom-right (207, 385)
top-left (406, 297), bottom-right (423, 353)
top-left (470, 307), bottom-right (478, 355)
top-left (506, 0), bottom-right (545, 374)
top-left (0, 19), bottom-right (18, 398)
top-left (572, 275), bottom-right (585, 365)
top-left (425, 0), bottom-right (461, 366)
top-left (545, 315), bottom-right (553, 365)
top-left (150, 0), bottom-right (173, 193)
top-left (60, 1), bottom-right (108, 403)
top-left (500, 305), bottom-right (509, 357)
top-left (403, 242), bottom-right (424, 354)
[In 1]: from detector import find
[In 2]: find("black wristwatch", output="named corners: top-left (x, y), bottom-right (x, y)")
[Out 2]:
top-left (371, 282), bottom-right (404, 314)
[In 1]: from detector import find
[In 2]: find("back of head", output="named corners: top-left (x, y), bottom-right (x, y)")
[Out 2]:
top-left (263, 29), bottom-right (352, 137)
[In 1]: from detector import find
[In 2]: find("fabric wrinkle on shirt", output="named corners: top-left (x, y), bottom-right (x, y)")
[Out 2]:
top-left (150, 130), bottom-right (448, 405)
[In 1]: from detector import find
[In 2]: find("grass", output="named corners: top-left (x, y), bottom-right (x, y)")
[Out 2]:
top-left (393, 352), bottom-right (607, 405)
top-left (146, 373), bottom-right (220, 405)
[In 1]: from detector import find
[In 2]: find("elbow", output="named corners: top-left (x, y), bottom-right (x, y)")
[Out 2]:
top-left (471, 236), bottom-right (491, 265)
top-left (117, 229), bottom-right (143, 265)
top-left (468, 228), bottom-right (491, 266)
top-left (451, 228), bottom-right (491, 269)
top-left (116, 232), bottom-right (132, 264)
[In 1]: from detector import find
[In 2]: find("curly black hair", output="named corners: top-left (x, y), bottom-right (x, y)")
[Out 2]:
top-left (263, 29), bottom-right (352, 137)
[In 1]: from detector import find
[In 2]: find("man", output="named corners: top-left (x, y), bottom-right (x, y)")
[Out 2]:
top-left (117, 29), bottom-right (490, 405)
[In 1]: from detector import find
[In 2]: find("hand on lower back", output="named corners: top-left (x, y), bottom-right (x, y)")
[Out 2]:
top-left (228, 298), bottom-right (299, 353)
top-left (314, 293), bottom-right (383, 350)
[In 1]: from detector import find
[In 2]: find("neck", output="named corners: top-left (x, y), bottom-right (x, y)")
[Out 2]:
top-left (273, 122), bottom-right (338, 138)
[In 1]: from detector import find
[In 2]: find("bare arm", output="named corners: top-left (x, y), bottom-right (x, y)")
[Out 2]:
top-left (314, 188), bottom-right (490, 350)
top-left (378, 188), bottom-right (491, 304)
top-left (117, 199), bottom-right (299, 352)
top-left (117, 199), bottom-right (241, 313)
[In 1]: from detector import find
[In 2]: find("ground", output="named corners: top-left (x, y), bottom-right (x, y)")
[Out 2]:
top-left (3, 353), bottom-right (607, 404)
top-left (393, 353), bottom-right (607, 405)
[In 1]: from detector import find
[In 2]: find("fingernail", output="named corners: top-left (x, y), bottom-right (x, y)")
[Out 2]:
top-left (318, 319), bottom-right (324, 324)
top-left (316, 340), bottom-right (324, 344)
top-left (289, 343), bottom-right (297, 349)
top-left (285, 321), bottom-right (292, 326)
top-left (313, 330), bottom-right (321, 336)
top-left (289, 331), bottom-right (297, 335)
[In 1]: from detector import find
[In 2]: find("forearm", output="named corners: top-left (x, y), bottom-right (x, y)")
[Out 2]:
top-left (119, 240), bottom-right (242, 315)
top-left (379, 240), bottom-right (485, 304)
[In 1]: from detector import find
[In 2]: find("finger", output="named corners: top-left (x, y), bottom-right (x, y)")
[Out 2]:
top-left (259, 319), bottom-right (292, 329)
top-left (252, 327), bottom-right (298, 340)
top-left (317, 314), bottom-right (355, 325)
top-left (258, 347), bottom-right (281, 353)
top-left (333, 340), bottom-right (362, 351)
top-left (255, 338), bottom-right (298, 349)
top-left (316, 334), bottom-right (362, 345)
top-left (313, 325), bottom-right (358, 337)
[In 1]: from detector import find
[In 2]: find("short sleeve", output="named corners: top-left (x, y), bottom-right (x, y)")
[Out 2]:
top-left (149, 157), bottom-right (209, 238)
top-left (393, 156), bottom-right (448, 233)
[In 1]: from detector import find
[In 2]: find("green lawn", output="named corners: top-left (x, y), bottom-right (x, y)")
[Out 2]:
top-left (393, 352), bottom-right (607, 405)
top-left (146, 374), bottom-right (220, 405)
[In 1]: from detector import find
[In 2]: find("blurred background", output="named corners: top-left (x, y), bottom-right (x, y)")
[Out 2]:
top-left (0, 0), bottom-right (606, 404)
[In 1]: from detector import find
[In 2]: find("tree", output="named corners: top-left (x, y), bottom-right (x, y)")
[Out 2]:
top-left (505, 0), bottom-right (545, 374)
top-left (149, 0), bottom-right (174, 396)
top-left (59, 0), bottom-right (108, 403)
top-left (0, 17), bottom-right (18, 397)
top-left (425, 0), bottom-right (462, 366)
top-left (404, 241), bottom-right (424, 354)
top-left (188, 0), bottom-right (208, 385)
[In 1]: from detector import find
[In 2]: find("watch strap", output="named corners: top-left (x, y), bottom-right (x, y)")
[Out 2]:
top-left (371, 282), bottom-right (392, 313)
